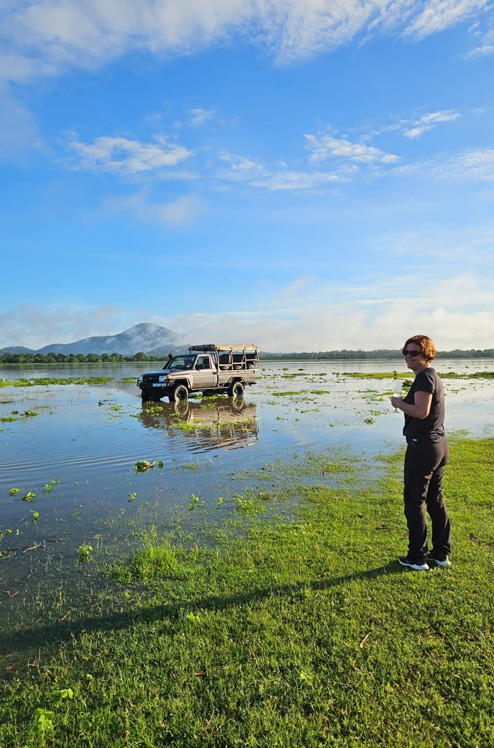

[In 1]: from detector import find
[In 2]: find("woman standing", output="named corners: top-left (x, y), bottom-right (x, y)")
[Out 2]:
top-left (391, 335), bottom-right (451, 571)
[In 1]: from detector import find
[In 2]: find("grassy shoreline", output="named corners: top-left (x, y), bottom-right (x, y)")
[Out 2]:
top-left (1, 438), bottom-right (493, 747)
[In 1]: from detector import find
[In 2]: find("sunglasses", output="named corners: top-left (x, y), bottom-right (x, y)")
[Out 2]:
top-left (403, 350), bottom-right (421, 357)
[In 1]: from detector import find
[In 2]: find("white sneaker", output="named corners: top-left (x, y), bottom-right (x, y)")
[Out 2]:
top-left (399, 556), bottom-right (430, 571)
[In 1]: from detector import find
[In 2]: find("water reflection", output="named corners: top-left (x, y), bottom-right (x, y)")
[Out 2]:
top-left (138, 397), bottom-right (259, 452)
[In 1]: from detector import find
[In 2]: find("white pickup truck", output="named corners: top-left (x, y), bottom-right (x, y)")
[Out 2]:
top-left (137, 344), bottom-right (258, 402)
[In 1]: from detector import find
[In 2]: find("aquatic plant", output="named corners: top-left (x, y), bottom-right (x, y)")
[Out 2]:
top-left (77, 544), bottom-right (93, 564)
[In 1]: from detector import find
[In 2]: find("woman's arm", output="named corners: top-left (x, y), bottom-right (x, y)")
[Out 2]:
top-left (391, 390), bottom-right (432, 419)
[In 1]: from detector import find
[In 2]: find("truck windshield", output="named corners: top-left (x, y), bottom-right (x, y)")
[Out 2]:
top-left (166, 355), bottom-right (196, 371)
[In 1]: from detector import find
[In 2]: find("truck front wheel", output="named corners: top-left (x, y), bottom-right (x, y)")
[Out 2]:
top-left (228, 381), bottom-right (244, 398)
top-left (170, 384), bottom-right (189, 402)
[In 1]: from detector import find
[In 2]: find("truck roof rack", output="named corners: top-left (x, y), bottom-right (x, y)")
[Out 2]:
top-left (189, 344), bottom-right (258, 353)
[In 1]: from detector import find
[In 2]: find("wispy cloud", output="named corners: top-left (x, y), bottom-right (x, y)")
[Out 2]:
top-left (402, 110), bottom-right (461, 139)
top-left (432, 147), bottom-right (494, 181)
top-left (104, 190), bottom-right (205, 226)
top-left (188, 108), bottom-right (214, 127)
top-left (466, 18), bottom-right (494, 56)
top-left (305, 132), bottom-right (399, 165)
top-left (218, 150), bottom-right (356, 190)
top-left (1, 0), bottom-right (491, 84)
top-left (0, 90), bottom-right (43, 161)
top-left (250, 167), bottom-right (357, 191)
top-left (65, 134), bottom-right (193, 175)
top-left (218, 151), bottom-right (268, 182)
top-left (405, 0), bottom-right (490, 40)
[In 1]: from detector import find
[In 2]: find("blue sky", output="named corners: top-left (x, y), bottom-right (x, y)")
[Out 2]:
top-left (1, 0), bottom-right (494, 351)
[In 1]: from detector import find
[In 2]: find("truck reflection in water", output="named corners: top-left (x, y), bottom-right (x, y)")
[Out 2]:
top-left (138, 397), bottom-right (259, 453)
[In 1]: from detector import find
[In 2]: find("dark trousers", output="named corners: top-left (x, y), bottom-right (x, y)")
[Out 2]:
top-left (403, 438), bottom-right (451, 563)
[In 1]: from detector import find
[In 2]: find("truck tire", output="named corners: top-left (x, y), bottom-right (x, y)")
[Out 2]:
top-left (141, 389), bottom-right (154, 401)
top-left (228, 381), bottom-right (244, 398)
top-left (170, 384), bottom-right (189, 402)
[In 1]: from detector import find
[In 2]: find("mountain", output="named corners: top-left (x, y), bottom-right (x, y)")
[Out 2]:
top-left (0, 323), bottom-right (184, 356)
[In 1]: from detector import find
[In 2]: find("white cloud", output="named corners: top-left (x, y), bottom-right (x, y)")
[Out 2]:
top-left (66, 134), bottom-right (193, 174)
top-left (0, 0), bottom-right (491, 83)
top-left (466, 18), bottom-right (494, 56)
top-left (0, 304), bottom-right (123, 349)
top-left (406, 0), bottom-right (489, 39)
top-left (160, 272), bottom-right (494, 351)
top-left (0, 90), bottom-right (42, 160)
top-left (250, 167), bottom-right (357, 190)
top-left (218, 151), bottom-right (267, 181)
top-left (218, 149), bottom-right (357, 190)
top-left (3, 272), bottom-right (493, 351)
top-left (105, 190), bottom-right (205, 226)
top-left (402, 109), bottom-right (461, 139)
top-left (433, 147), bottom-right (494, 181)
top-left (305, 132), bottom-right (398, 165)
top-left (188, 108), bottom-right (214, 127)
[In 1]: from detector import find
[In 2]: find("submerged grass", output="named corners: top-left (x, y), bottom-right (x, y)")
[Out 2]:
top-left (1, 438), bottom-right (493, 747)
top-left (0, 377), bottom-right (114, 388)
top-left (342, 371), bottom-right (494, 380)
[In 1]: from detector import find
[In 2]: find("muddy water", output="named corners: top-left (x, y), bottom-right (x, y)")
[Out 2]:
top-left (1, 360), bottom-right (493, 635)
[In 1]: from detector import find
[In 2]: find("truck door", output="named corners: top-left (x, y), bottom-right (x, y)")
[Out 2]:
top-left (193, 355), bottom-right (216, 391)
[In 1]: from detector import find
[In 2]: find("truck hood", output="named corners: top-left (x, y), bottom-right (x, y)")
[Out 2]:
top-left (143, 368), bottom-right (187, 376)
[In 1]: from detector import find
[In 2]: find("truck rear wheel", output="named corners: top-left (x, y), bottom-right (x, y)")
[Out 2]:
top-left (170, 384), bottom-right (189, 402)
top-left (228, 381), bottom-right (244, 398)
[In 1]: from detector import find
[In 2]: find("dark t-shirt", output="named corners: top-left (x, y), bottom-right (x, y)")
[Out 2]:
top-left (402, 367), bottom-right (445, 441)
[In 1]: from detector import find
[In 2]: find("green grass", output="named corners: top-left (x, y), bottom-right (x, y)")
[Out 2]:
top-left (1, 438), bottom-right (493, 747)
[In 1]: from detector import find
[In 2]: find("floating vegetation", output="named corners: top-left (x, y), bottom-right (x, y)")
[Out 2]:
top-left (43, 480), bottom-right (60, 494)
top-left (77, 544), bottom-right (93, 564)
top-left (343, 371), bottom-right (494, 380)
top-left (272, 390), bottom-right (309, 396)
top-left (0, 376), bottom-right (114, 388)
top-left (135, 460), bottom-right (163, 472)
top-left (188, 494), bottom-right (200, 510)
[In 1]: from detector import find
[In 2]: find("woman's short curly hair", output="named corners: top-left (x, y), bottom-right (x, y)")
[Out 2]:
top-left (402, 335), bottom-right (436, 361)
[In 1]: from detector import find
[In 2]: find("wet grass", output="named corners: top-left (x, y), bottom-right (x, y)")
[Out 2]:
top-left (1, 438), bottom-right (493, 747)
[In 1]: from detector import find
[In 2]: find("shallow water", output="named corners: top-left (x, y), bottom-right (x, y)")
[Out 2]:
top-left (1, 359), bottom-right (493, 634)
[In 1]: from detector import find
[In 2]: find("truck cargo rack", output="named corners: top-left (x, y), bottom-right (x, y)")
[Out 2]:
top-left (189, 344), bottom-right (259, 371)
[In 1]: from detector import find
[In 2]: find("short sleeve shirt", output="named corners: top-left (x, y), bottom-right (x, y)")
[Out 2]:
top-left (402, 367), bottom-right (445, 441)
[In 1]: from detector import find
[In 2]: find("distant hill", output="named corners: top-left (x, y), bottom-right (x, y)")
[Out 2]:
top-left (0, 323), bottom-right (184, 356)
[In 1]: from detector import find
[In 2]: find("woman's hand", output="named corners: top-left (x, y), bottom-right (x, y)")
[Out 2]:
top-left (391, 396), bottom-right (403, 410)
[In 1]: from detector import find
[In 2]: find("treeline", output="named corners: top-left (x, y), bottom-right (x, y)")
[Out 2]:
top-left (1, 348), bottom-right (493, 365)
top-left (259, 349), bottom-right (494, 360)
top-left (0, 351), bottom-right (161, 364)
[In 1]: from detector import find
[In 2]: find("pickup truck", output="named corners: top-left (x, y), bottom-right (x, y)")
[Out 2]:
top-left (137, 344), bottom-right (258, 402)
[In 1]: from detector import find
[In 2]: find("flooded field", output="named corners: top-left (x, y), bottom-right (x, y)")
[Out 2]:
top-left (1, 359), bottom-right (493, 638)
